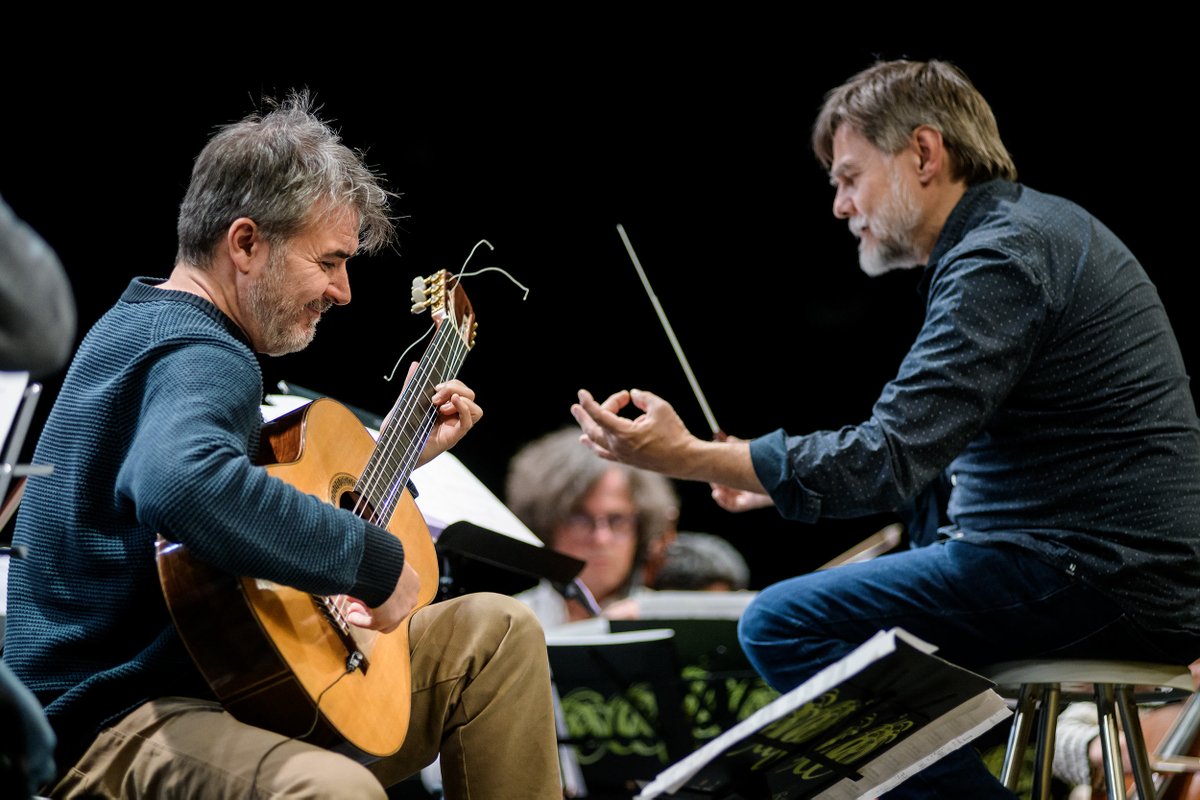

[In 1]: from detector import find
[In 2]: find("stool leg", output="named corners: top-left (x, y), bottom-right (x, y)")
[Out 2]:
top-left (1115, 686), bottom-right (1155, 800)
top-left (1154, 692), bottom-right (1200, 800)
top-left (1097, 684), bottom-right (1128, 800)
top-left (1032, 683), bottom-right (1061, 800)
top-left (1002, 683), bottom-right (1041, 791)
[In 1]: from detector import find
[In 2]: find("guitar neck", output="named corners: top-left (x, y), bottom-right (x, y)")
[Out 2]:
top-left (357, 319), bottom-right (471, 524)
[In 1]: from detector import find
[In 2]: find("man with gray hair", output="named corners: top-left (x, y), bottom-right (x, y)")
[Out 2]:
top-left (572, 59), bottom-right (1200, 796)
top-left (4, 91), bottom-right (561, 799)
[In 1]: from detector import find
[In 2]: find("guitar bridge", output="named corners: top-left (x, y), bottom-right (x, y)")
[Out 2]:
top-left (314, 594), bottom-right (375, 673)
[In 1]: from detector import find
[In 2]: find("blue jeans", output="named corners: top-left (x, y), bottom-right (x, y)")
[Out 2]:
top-left (737, 539), bottom-right (1197, 799)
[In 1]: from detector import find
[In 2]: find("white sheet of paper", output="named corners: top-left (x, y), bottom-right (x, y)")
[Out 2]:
top-left (0, 371), bottom-right (30, 451)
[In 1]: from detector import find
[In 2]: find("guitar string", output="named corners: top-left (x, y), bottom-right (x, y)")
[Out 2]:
top-left (357, 321), bottom-right (452, 510)
top-left (381, 322), bottom-right (435, 383)
top-left (360, 322), bottom-right (463, 518)
top-left (368, 338), bottom-right (465, 529)
top-left (328, 338), bottom-right (465, 625)
top-left (331, 321), bottom-right (467, 622)
top-left (332, 343), bottom-right (444, 622)
top-left (331, 337), bottom-right (444, 622)
top-left (328, 234), bottom-right (502, 630)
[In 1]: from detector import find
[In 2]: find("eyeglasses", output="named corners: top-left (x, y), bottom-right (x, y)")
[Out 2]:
top-left (559, 512), bottom-right (639, 540)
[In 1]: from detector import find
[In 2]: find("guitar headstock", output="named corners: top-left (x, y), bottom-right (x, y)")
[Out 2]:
top-left (410, 269), bottom-right (477, 350)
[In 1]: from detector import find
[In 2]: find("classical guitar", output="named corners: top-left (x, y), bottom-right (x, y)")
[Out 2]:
top-left (156, 269), bottom-right (477, 757)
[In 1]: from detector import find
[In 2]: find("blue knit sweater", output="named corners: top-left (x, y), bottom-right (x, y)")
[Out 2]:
top-left (2, 277), bottom-right (406, 762)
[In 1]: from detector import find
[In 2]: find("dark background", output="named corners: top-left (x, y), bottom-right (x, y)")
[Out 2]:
top-left (3, 31), bottom-right (1194, 592)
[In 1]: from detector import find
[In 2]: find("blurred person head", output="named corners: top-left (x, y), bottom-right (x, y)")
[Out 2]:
top-left (506, 427), bottom-right (678, 606)
top-left (652, 531), bottom-right (750, 592)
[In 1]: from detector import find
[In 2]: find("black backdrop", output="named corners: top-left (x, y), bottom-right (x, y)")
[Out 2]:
top-left (3, 32), bottom-right (1194, 592)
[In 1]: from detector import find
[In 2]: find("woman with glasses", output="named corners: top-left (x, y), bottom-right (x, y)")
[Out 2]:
top-left (506, 426), bottom-right (679, 627)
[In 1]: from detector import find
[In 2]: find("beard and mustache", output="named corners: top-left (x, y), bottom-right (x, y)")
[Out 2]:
top-left (245, 243), bottom-right (333, 356)
top-left (850, 164), bottom-right (924, 277)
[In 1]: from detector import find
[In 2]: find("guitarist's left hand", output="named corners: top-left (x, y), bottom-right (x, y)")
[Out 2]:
top-left (416, 378), bottom-right (483, 468)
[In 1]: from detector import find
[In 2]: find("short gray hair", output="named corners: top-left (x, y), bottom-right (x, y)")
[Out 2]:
top-left (176, 88), bottom-right (396, 267)
top-left (812, 59), bottom-right (1017, 185)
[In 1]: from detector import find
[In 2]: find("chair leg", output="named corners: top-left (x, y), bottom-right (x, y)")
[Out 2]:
top-left (1002, 683), bottom-right (1041, 791)
top-left (1032, 683), bottom-right (1061, 800)
top-left (1154, 691), bottom-right (1200, 799)
top-left (1115, 685), bottom-right (1156, 800)
top-left (1097, 684), bottom-right (1128, 800)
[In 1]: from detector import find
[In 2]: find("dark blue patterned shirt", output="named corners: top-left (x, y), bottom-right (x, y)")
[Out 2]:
top-left (750, 180), bottom-right (1200, 635)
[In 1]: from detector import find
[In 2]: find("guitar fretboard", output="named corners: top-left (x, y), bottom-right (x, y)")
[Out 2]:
top-left (356, 317), bottom-right (470, 525)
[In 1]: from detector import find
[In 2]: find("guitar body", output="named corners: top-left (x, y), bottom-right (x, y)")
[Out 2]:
top-left (157, 397), bottom-right (439, 757)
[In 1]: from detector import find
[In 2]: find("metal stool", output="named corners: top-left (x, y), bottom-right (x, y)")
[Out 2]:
top-left (981, 660), bottom-right (1194, 800)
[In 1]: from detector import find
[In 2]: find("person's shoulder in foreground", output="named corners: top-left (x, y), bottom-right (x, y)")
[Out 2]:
top-left (0, 192), bottom-right (76, 377)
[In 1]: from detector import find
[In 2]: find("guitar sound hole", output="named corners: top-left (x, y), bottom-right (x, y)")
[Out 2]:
top-left (338, 489), bottom-right (378, 521)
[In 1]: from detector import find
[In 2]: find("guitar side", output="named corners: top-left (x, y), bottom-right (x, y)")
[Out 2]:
top-left (157, 397), bottom-right (439, 757)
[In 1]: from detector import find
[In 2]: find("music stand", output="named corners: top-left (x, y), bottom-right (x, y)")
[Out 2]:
top-left (434, 520), bottom-right (588, 602)
top-left (2, 372), bottom-right (53, 643)
top-left (547, 627), bottom-right (694, 800)
top-left (2, 373), bottom-right (52, 531)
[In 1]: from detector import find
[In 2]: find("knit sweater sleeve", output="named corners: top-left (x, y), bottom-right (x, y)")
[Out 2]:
top-left (115, 339), bottom-right (405, 607)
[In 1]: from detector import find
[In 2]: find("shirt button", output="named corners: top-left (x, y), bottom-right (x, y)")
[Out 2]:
top-left (950, 473), bottom-right (958, 486)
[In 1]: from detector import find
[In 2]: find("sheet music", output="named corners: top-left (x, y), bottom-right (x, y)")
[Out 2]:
top-left (633, 627), bottom-right (1011, 800)
top-left (411, 451), bottom-right (541, 546)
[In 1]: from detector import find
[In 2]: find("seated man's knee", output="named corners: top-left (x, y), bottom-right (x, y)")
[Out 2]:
top-left (456, 590), bottom-right (538, 623)
top-left (738, 589), bottom-right (779, 673)
top-left (738, 581), bottom-right (797, 653)
top-left (450, 592), bottom-right (546, 653)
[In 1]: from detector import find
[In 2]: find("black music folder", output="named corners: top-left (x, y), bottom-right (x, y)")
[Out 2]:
top-left (609, 615), bottom-right (777, 752)
top-left (632, 627), bottom-right (1011, 800)
top-left (547, 627), bottom-right (694, 800)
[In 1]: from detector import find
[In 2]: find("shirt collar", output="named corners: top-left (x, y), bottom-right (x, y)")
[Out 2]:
top-left (916, 179), bottom-right (1017, 299)
top-left (120, 276), bottom-right (252, 348)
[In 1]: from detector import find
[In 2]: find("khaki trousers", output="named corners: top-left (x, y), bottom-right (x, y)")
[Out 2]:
top-left (50, 593), bottom-right (561, 799)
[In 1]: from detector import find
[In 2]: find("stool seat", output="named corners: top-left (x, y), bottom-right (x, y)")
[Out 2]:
top-left (978, 659), bottom-right (1195, 800)
top-left (985, 660), bottom-right (1194, 696)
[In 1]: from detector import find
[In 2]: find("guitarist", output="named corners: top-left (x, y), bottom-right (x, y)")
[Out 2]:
top-left (2, 91), bottom-right (561, 799)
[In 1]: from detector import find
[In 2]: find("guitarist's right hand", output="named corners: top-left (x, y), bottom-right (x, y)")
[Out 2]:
top-left (343, 562), bottom-right (422, 633)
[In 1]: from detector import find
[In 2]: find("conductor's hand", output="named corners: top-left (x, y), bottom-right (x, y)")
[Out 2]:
top-left (571, 388), bottom-right (699, 478)
top-left (343, 561), bottom-right (422, 633)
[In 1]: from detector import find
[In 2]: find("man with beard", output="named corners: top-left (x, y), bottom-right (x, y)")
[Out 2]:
top-left (570, 59), bottom-right (1200, 796)
top-left (3, 92), bottom-right (561, 799)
